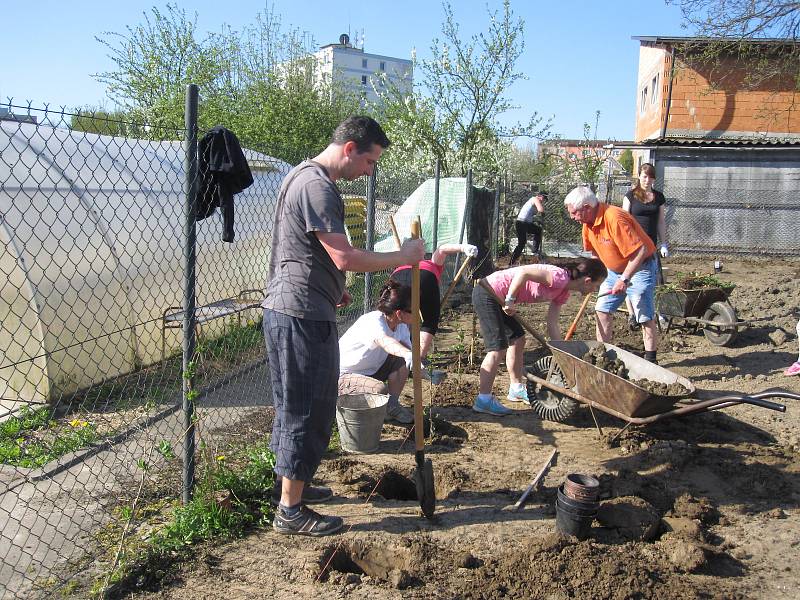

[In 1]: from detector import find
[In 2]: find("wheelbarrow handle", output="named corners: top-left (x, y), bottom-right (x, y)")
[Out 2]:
top-left (706, 394), bottom-right (786, 412)
top-left (747, 389), bottom-right (800, 403)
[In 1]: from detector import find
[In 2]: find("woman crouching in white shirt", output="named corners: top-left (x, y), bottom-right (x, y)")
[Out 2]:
top-left (338, 279), bottom-right (416, 424)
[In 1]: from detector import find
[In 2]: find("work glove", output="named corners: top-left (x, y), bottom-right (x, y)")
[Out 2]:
top-left (460, 243), bottom-right (479, 257)
top-left (659, 243), bottom-right (669, 258)
top-left (404, 354), bottom-right (429, 372)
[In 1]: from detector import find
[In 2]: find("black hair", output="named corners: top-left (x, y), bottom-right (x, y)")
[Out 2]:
top-left (568, 258), bottom-right (607, 282)
top-left (376, 278), bottom-right (411, 314)
top-left (331, 116), bottom-right (391, 152)
top-left (537, 190), bottom-right (548, 201)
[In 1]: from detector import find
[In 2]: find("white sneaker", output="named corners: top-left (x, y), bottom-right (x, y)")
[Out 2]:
top-left (507, 385), bottom-right (530, 404)
top-left (472, 395), bottom-right (513, 416)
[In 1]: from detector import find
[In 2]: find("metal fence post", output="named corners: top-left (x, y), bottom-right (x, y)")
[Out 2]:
top-left (454, 168), bottom-right (473, 278)
top-left (492, 177), bottom-right (500, 262)
top-left (432, 159), bottom-right (441, 250)
top-left (364, 168), bottom-right (377, 314)
top-left (182, 84), bottom-right (199, 504)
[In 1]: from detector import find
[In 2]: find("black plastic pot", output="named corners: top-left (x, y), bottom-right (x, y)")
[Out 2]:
top-left (557, 485), bottom-right (599, 512)
top-left (555, 501), bottom-right (594, 540)
top-left (556, 497), bottom-right (598, 518)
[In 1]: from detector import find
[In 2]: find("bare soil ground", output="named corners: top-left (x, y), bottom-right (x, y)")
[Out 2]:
top-left (131, 256), bottom-right (800, 600)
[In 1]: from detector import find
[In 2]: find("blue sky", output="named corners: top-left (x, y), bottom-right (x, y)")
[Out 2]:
top-left (1, 1), bottom-right (687, 141)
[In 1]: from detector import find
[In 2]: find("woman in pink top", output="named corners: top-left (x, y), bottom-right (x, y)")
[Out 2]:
top-left (470, 259), bottom-right (606, 416)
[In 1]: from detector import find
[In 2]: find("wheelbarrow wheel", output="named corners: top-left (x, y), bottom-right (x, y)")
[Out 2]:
top-left (702, 301), bottom-right (738, 347)
top-left (525, 355), bottom-right (578, 422)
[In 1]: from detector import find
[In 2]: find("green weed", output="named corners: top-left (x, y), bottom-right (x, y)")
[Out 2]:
top-left (97, 440), bottom-right (277, 598)
top-left (0, 406), bottom-right (99, 468)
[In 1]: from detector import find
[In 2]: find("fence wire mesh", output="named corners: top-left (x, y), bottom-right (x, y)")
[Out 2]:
top-left (2, 98), bottom-right (797, 597)
top-left (0, 102), bottom-right (472, 598)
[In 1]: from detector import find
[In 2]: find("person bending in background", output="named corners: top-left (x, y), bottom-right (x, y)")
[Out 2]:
top-left (786, 318), bottom-right (800, 376)
top-left (510, 191), bottom-right (546, 265)
top-left (471, 258), bottom-right (607, 416)
top-left (338, 280), bottom-right (415, 424)
top-left (391, 242), bottom-right (478, 362)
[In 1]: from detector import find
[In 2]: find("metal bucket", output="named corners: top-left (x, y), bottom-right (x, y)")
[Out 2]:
top-left (335, 393), bottom-right (389, 454)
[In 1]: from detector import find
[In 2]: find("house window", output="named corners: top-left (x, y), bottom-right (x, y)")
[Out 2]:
top-left (651, 74), bottom-right (660, 105)
top-left (361, 75), bottom-right (368, 85)
top-left (380, 61), bottom-right (386, 71)
top-left (640, 86), bottom-right (648, 114)
top-left (362, 58), bottom-right (368, 68)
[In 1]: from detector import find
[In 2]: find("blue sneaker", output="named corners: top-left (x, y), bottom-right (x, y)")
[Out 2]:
top-left (507, 385), bottom-right (530, 404)
top-left (472, 395), bottom-right (513, 416)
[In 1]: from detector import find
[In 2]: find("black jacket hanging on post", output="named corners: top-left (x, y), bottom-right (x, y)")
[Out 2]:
top-left (197, 126), bottom-right (254, 242)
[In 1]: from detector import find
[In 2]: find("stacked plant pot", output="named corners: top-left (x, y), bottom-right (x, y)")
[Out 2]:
top-left (555, 474), bottom-right (599, 540)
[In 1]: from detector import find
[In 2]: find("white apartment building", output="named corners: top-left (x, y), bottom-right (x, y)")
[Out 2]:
top-left (313, 34), bottom-right (413, 104)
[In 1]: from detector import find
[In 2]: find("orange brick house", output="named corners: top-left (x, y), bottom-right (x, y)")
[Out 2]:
top-left (622, 36), bottom-right (800, 255)
top-left (633, 36), bottom-right (800, 146)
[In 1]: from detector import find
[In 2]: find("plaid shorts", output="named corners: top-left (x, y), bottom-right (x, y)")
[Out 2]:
top-left (263, 309), bottom-right (339, 482)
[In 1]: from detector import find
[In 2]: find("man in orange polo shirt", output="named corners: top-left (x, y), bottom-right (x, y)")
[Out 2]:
top-left (564, 186), bottom-right (659, 363)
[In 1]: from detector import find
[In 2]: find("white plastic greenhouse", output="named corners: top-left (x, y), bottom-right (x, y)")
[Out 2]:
top-left (0, 121), bottom-right (289, 414)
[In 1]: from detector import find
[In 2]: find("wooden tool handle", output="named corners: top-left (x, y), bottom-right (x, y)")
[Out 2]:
top-left (410, 219), bottom-right (425, 451)
top-left (440, 256), bottom-right (472, 308)
top-left (477, 278), bottom-right (548, 348)
top-left (565, 293), bottom-right (593, 341)
top-left (564, 291), bottom-right (611, 341)
top-left (389, 215), bottom-right (402, 249)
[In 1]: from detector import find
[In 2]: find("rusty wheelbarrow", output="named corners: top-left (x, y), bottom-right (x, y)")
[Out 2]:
top-left (525, 340), bottom-right (800, 440)
top-left (656, 285), bottom-right (747, 347)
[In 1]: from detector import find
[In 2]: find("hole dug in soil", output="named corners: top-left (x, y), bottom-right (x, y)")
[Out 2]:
top-left (354, 464), bottom-right (469, 501)
top-left (318, 540), bottom-right (416, 589)
top-left (358, 469), bottom-right (418, 501)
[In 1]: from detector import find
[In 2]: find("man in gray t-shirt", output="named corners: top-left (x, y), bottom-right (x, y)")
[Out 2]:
top-left (264, 116), bottom-right (424, 537)
top-left (261, 160), bottom-right (348, 322)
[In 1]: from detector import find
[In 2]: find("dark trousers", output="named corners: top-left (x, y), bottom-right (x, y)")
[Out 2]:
top-left (511, 220), bottom-right (542, 264)
top-left (263, 309), bottom-right (339, 482)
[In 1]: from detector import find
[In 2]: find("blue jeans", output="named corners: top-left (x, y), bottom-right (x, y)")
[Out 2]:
top-left (596, 256), bottom-right (658, 323)
top-left (263, 309), bottom-right (339, 482)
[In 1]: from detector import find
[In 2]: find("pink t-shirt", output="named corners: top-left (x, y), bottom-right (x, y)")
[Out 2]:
top-left (485, 265), bottom-right (571, 306)
top-left (392, 260), bottom-right (444, 282)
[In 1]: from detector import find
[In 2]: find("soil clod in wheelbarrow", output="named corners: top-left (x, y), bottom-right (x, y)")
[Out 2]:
top-left (581, 346), bottom-right (691, 397)
top-left (583, 345), bottom-right (628, 378)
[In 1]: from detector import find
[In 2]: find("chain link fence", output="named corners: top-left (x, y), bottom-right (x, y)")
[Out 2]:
top-left (0, 96), bottom-right (493, 597)
top-left (3, 94), bottom-right (796, 597)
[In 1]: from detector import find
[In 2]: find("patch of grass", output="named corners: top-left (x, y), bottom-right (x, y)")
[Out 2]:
top-left (197, 317), bottom-right (264, 362)
top-left (327, 422), bottom-right (341, 453)
top-left (97, 440), bottom-right (277, 598)
top-left (0, 406), bottom-right (99, 468)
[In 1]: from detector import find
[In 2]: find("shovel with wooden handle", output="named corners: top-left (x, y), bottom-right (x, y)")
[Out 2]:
top-left (388, 214), bottom-right (425, 324)
top-left (440, 256), bottom-right (472, 308)
top-left (564, 290), bottom-right (611, 341)
top-left (410, 218), bottom-right (436, 519)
